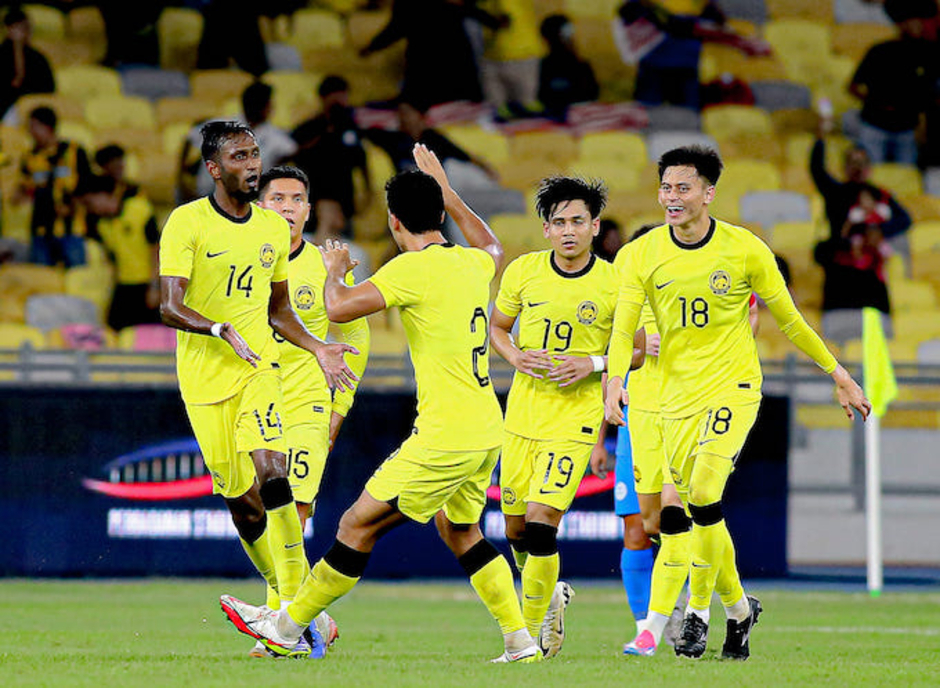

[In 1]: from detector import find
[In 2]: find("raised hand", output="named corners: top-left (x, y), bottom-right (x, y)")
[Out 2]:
top-left (319, 239), bottom-right (359, 277)
top-left (412, 143), bottom-right (451, 192)
top-left (315, 342), bottom-right (360, 392)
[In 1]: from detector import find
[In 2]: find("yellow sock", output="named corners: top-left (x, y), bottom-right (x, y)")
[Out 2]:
top-left (266, 502), bottom-right (305, 602)
top-left (469, 556), bottom-right (526, 635)
top-left (713, 522), bottom-right (745, 609)
top-left (287, 557), bottom-right (359, 627)
top-left (266, 555), bottom-right (309, 610)
top-left (511, 546), bottom-right (528, 573)
top-left (687, 452), bottom-right (734, 611)
top-left (521, 553), bottom-right (559, 638)
top-left (648, 529), bottom-right (691, 616)
top-left (240, 531), bottom-right (278, 593)
top-left (689, 521), bottom-right (724, 610)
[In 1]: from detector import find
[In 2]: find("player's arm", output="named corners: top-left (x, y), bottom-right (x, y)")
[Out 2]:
top-left (590, 412), bottom-right (612, 479)
top-left (412, 143), bottom-right (504, 271)
top-left (752, 245), bottom-right (871, 420)
top-left (489, 306), bottom-right (553, 378)
top-left (269, 279), bottom-right (359, 392)
top-left (320, 241), bottom-right (386, 323)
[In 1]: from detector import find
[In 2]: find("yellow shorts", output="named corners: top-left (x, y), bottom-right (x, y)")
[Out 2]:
top-left (365, 435), bottom-right (500, 525)
top-left (500, 432), bottom-right (592, 516)
top-left (185, 370), bottom-right (286, 499)
top-left (662, 401), bottom-right (760, 499)
top-left (627, 407), bottom-right (667, 495)
top-left (284, 400), bottom-right (331, 505)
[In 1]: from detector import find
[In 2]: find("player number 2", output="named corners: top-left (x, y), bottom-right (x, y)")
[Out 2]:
top-left (470, 307), bottom-right (490, 388)
top-left (226, 265), bottom-right (254, 298)
top-left (678, 296), bottom-right (709, 328)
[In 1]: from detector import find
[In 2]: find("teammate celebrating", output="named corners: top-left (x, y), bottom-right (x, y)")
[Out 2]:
top-left (605, 145), bottom-right (870, 660)
top-left (221, 144), bottom-right (540, 663)
top-left (247, 165), bottom-right (371, 657)
top-left (159, 121), bottom-right (357, 657)
top-left (490, 176), bottom-right (643, 658)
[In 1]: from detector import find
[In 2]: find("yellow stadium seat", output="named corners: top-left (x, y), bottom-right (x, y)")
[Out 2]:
top-left (15, 93), bottom-right (84, 122)
top-left (893, 311), bottom-right (940, 341)
top-left (910, 221), bottom-right (940, 254)
top-left (489, 213), bottom-right (544, 251)
top-left (67, 6), bottom-right (106, 42)
top-left (189, 70), bottom-right (256, 104)
top-left (769, 220), bottom-right (822, 252)
top-left (831, 23), bottom-right (895, 62)
top-left (508, 130), bottom-right (579, 166)
top-left (703, 105), bottom-right (774, 139)
top-left (155, 97), bottom-right (220, 129)
top-left (56, 65), bottom-right (122, 102)
top-left (699, 44), bottom-right (787, 83)
top-left (912, 251), bottom-right (940, 286)
top-left (567, 159), bottom-right (641, 192)
top-left (842, 338), bottom-right (918, 364)
top-left (869, 164), bottom-right (923, 197)
top-left (136, 152), bottom-right (178, 204)
top-left (438, 126), bottom-right (510, 165)
top-left (721, 158), bottom-right (783, 192)
top-left (289, 9), bottom-right (345, 52)
top-left (891, 280), bottom-right (937, 314)
top-left (578, 131), bottom-right (647, 166)
top-left (347, 9), bottom-right (391, 50)
top-left (24, 3), bottom-right (66, 40)
top-left (84, 96), bottom-right (157, 131)
top-left (0, 323), bottom-right (46, 350)
top-left (563, 0), bottom-right (620, 19)
top-left (765, 20), bottom-right (833, 62)
top-left (766, 0), bottom-right (834, 22)
top-left (900, 194), bottom-right (940, 223)
top-left (0, 263), bottom-right (64, 294)
top-left (262, 71), bottom-right (322, 130)
top-left (158, 8), bottom-right (204, 71)
top-left (58, 120), bottom-right (95, 151)
top-left (64, 265), bottom-right (113, 318)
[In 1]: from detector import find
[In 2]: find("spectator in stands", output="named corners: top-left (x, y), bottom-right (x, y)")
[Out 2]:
top-left (537, 14), bottom-right (599, 122)
top-left (814, 222), bottom-right (892, 345)
top-left (197, 0), bottom-right (269, 76)
top-left (16, 106), bottom-right (92, 267)
top-left (848, 0), bottom-right (938, 164)
top-left (612, 0), bottom-right (769, 109)
top-left (83, 145), bottom-right (161, 331)
top-left (307, 197), bottom-right (372, 283)
top-left (360, 0), bottom-right (490, 110)
top-left (292, 76), bottom-right (371, 229)
top-left (479, 0), bottom-right (544, 121)
top-left (593, 217), bottom-right (623, 263)
top-left (0, 6), bottom-right (53, 122)
top-left (99, 1), bottom-right (165, 67)
top-left (811, 115), bottom-right (912, 264)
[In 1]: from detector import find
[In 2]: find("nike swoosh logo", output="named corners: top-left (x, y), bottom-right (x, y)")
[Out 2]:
top-left (538, 489), bottom-right (562, 495)
top-left (691, 562), bottom-right (710, 568)
top-left (206, 250), bottom-right (229, 258)
top-left (263, 436), bottom-right (282, 442)
top-left (698, 438), bottom-right (717, 446)
top-left (285, 542), bottom-right (302, 549)
top-left (663, 562), bottom-right (685, 567)
top-left (655, 280), bottom-right (674, 289)
top-left (527, 301), bottom-right (549, 307)
top-left (524, 594), bottom-right (541, 600)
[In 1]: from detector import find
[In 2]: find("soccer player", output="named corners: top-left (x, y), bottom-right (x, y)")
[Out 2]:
top-left (247, 165), bottom-right (371, 657)
top-left (605, 145), bottom-right (870, 660)
top-left (159, 121), bottom-right (358, 657)
top-left (221, 144), bottom-right (541, 663)
top-left (489, 176), bottom-right (643, 658)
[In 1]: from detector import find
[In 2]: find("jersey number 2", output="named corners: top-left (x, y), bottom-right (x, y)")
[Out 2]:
top-left (470, 307), bottom-right (490, 388)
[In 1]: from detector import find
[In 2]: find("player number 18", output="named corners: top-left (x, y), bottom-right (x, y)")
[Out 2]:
top-left (678, 296), bottom-right (709, 328)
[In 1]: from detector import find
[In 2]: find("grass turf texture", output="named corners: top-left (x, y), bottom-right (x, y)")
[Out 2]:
top-left (1, 580), bottom-right (938, 687)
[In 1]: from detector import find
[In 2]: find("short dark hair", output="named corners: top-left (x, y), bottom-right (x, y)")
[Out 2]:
top-left (95, 144), bottom-right (124, 168)
top-left (658, 145), bottom-right (723, 186)
top-left (259, 165), bottom-right (310, 198)
top-left (29, 106), bottom-right (56, 129)
top-left (535, 175), bottom-right (607, 222)
top-left (540, 14), bottom-right (570, 42)
top-left (385, 170), bottom-right (444, 234)
top-left (318, 75), bottom-right (348, 98)
top-left (200, 120), bottom-right (254, 163)
top-left (4, 6), bottom-right (27, 26)
top-left (242, 81), bottom-right (273, 123)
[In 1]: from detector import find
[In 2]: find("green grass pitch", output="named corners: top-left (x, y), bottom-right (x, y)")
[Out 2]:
top-left (1, 579), bottom-right (937, 687)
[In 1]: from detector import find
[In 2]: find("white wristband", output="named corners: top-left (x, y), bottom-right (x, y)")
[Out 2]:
top-left (210, 322), bottom-right (223, 338)
top-left (590, 355), bottom-right (605, 373)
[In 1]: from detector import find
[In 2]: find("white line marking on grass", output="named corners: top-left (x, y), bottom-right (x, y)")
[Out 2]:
top-left (770, 626), bottom-right (940, 636)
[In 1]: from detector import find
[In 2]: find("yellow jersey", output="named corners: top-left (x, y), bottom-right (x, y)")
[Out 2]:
top-left (159, 196), bottom-right (290, 405)
top-left (276, 240), bottom-right (370, 417)
top-left (495, 250), bottom-right (618, 443)
top-left (610, 219), bottom-right (837, 419)
top-left (368, 243), bottom-right (503, 451)
top-left (96, 193), bottom-right (159, 285)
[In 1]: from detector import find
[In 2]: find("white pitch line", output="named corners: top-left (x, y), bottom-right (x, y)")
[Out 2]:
top-left (769, 626), bottom-right (940, 636)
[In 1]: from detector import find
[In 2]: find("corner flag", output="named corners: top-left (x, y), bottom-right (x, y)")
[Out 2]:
top-left (862, 308), bottom-right (897, 417)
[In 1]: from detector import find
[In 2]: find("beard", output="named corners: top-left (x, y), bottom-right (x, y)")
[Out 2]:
top-left (230, 186), bottom-right (258, 204)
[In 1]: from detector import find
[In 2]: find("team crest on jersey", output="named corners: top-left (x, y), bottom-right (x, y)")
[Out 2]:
top-left (634, 465), bottom-right (642, 484)
top-left (259, 243), bottom-right (276, 268)
top-left (670, 467), bottom-right (683, 486)
top-left (577, 300), bottom-right (598, 325)
top-left (294, 285), bottom-right (315, 310)
top-left (709, 269), bottom-right (732, 295)
top-left (502, 487), bottom-right (517, 506)
top-left (211, 470), bottom-right (226, 490)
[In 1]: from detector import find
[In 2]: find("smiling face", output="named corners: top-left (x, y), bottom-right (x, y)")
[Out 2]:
top-left (259, 177), bottom-right (310, 247)
top-left (543, 199), bottom-right (599, 262)
top-left (209, 132), bottom-right (261, 203)
top-left (658, 165), bottom-right (715, 229)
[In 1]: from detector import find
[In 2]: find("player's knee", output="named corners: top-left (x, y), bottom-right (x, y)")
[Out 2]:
top-left (456, 538), bottom-right (500, 578)
top-left (525, 521), bottom-right (558, 556)
top-left (641, 511), bottom-right (661, 537)
top-left (503, 518), bottom-right (526, 542)
top-left (324, 539), bottom-right (370, 579)
top-left (236, 511), bottom-right (268, 544)
top-left (659, 505), bottom-right (692, 535)
top-left (689, 501), bottom-right (723, 526)
top-left (259, 477), bottom-right (293, 510)
top-left (623, 514), bottom-right (650, 550)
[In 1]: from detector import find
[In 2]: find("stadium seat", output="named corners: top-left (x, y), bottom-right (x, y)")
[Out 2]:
top-left (155, 97), bottom-right (219, 129)
top-left (189, 69), bottom-right (256, 104)
top-left (767, 220), bottom-right (821, 251)
top-left (917, 338), bottom-right (940, 364)
top-left (0, 263), bottom-right (65, 295)
top-left (869, 164), bottom-right (924, 197)
top-left (15, 93), bottom-right (84, 123)
top-left (66, 5), bottom-right (105, 42)
top-left (158, 8), bottom-right (204, 71)
top-left (892, 280), bottom-right (938, 314)
top-left (261, 71), bottom-right (322, 130)
top-left (923, 168), bottom-right (940, 197)
top-left (47, 323), bottom-right (115, 350)
top-left (699, 44), bottom-right (787, 83)
top-left (764, 19), bottom-right (833, 75)
top-left (567, 159), bottom-right (641, 192)
top-left (121, 68), bottom-right (190, 101)
top-left (645, 105), bottom-right (701, 132)
top-left (489, 213), bottom-right (544, 251)
top-left (24, 3), bottom-right (66, 40)
top-left (64, 264), bottom-right (113, 318)
top-left (438, 126), bottom-right (510, 165)
top-left (720, 0), bottom-right (768, 24)
top-left (751, 81), bottom-right (813, 112)
top-left (646, 131), bottom-right (719, 162)
top-left (739, 190), bottom-right (813, 228)
top-left (56, 65), bottom-right (122, 102)
top-left (0, 323), bottom-right (46, 350)
top-left (578, 131), bottom-right (648, 166)
top-left (563, 0), bottom-right (619, 19)
top-left (162, 121), bottom-right (193, 159)
top-left (84, 95), bottom-right (157, 131)
top-left (767, 0), bottom-right (834, 22)
top-left (703, 105), bottom-right (774, 140)
top-left (135, 152), bottom-right (178, 204)
top-left (835, 0), bottom-right (891, 24)
top-left (347, 9), bottom-right (392, 51)
top-left (288, 9), bottom-right (345, 52)
top-left (26, 294), bottom-right (101, 332)
top-left (265, 42), bottom-right (303, 72)
top-left (508, 131), bottom-right (579, 166)
top-left (58, 120), bottom-right (95, 151)
top-left (910, 221), bottom-right (940, 255)
top-left (118, 323), bottom-right (177, 352)
top-left (831, 23), bottom-right (895, 62)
